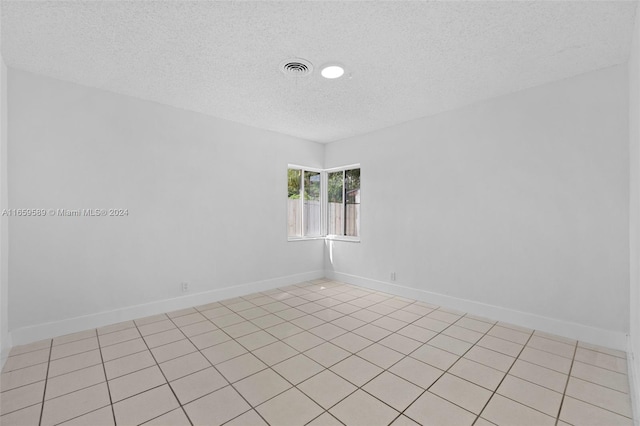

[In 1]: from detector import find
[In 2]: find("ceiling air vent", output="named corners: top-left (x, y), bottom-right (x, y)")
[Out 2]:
top-left (280, 58), bottom-right (313, 77)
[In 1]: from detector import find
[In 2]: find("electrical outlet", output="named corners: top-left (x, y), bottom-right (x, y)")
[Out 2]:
top-left (181, 282), bottom-right (189, 293)
top-left (390, 272), bottom-right (396, 281)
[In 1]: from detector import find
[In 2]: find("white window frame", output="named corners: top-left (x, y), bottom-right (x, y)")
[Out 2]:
top-left (325, 164), bottom-right (361, 242)
top-left (287, 163), bottom-right (360, 242)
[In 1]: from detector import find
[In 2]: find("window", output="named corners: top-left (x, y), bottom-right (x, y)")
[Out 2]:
top-left (288, 165), bottom-right (360, 241)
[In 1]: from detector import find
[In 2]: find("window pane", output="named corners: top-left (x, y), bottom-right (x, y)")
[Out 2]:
top-left (327, 171), bottom-right (344, 235)
top-left (287, 169), bottom-right (302, 237)
top-left (304, 171), bottom-right (321, 236)
top-left (345, 168), bottom-right (360, 237)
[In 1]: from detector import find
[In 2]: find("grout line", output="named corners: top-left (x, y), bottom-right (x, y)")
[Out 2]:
top-left (37, 339), bottom-right (53, 426)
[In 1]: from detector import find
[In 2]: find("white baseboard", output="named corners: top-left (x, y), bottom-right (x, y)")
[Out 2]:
top-left (628, 336), bottom-right (640, 426)
top-left (11, 270), bottom-right (324, 346)
top-left (327, 270), bottom-right (628, 351)
top-left (0, 331), bottom-right (11, 371)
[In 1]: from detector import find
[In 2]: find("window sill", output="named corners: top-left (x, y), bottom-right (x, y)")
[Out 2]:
top-left (287, 236), bottom-right (325, 242)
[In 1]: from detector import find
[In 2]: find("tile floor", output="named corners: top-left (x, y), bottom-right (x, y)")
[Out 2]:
top-left (0, 279), bottom-right (634, 426)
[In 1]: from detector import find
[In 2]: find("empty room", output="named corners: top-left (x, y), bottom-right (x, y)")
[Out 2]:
top-left (0, 1), bottom-right (639, 425)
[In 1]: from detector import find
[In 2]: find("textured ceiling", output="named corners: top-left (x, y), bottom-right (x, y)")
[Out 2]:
top-left (1, 1), bottom-right (638, 143)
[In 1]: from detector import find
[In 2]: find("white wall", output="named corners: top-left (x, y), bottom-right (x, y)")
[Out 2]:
top-left (325, 65), bottom-right (629, 347)
top-left (7, 69), bottom-right (324, 341)
top-left (628, 3), bottom-right (640, 420)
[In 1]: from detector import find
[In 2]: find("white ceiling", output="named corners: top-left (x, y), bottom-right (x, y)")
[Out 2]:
top-left (2, 1), bottom-right (637, 143)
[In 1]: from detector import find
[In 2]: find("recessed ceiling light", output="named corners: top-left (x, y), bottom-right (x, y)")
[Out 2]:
top-left (321, 65), bottom-right (344, 79)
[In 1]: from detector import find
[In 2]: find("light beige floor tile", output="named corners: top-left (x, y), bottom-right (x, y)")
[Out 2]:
top-left (170, 367), bottom-right (227, 404)
top-left (159, 351), bottom-right (210, 381)
top-left (235, 330), bottom-right (277, 351)
top-left (3, 348), bottom-right (50, 372)
top-left (45, 364), bottom-right (105, 400)
top-left (172, 312), bottom-right (206, 327)
top-left (331, 390), bottom-right (400, 426)
top-left (225, 409), bottom-right (268, 426)
top-left (113, 384), bottom-right (179, 426)
top-left (108, 365), bottom-right (166, 402)
top-left (330, 332), bottom-right (374, 353)
top-left (566, 377), bottom-right (632, 417)
top-left (184, 385), bottom-right (250, 425)
top-left (509, 359), bottom-right (568, 392)
top-left (574, 348), bottom-right (628, 374)
top-left (233, 368), bottom-right (291, 406)
top-left (297, 302), bottom-right (325, 314)
top-left (53, 330), bottom-right (97, 347)
top-left (227, 301), bottom-right (256, 312)
top-left (313, 308), bottom-right (344, 322)
top-left (150, 339), bottom-right (197, 363)
top-left (387, 309), bottom-right (421, 323)
top-left (98, 328), bottom-right (141, 347)
top-left (527, 335), bottom-right (575, 359)
top-left (476, 335), bottom-right (523, 357)
top-left (1, 362), bottom-right (48, 391)
top-left (99, 338), bottom-right (147, 362)
top-left (378, 333), bottom-right (422, 355)
top-left (371, 316), bottom-right (406, 332)
top-left (257, 387), bottom-right (323, 425)
top-left (404, 391), bottom-right (476, 426)
top-left (464, 346), bottom-right (515, 372)
top-left (252, 341), bottom-right (298, 366)
top-left (309, 323), bottom-right (347, 340)
top-left (250, 314), bottom-right (285, 329)
top-left (143, 329), bottom-right (185, 348)
top-left (97, 321), bottom-right (136, 336)
top-left (357, 343), bottom-right (404, 369)
top-left (200, 306), bottom-right (233, 320)
top-left (9, 340), bottom-right (51, 357)
top-left (41, 382), bottom-right (110, 426)
top-left (223, 321), bottom-right (261, 339)
top-left (455, 317), bottom-right (493, 333)
top-left (0, 403), bottom-right (42, 426)
top-left (533, 330), bottom-right (577, 346)
top-left (481, 394), bottom-right (555, 426)
top-left (474, 418), bottom-right (497, 426)
top-left (578, 342), bottom-right (626, 359)
top-left (443, 325), bottom-right (484, 344)
top-left (410, 344), bottom-right (460, 370)
top-left (282, 331), bottom-right (325, 352)
top-left (134, 314), bottom-right (169, 327)
top-left (486, 325), bottom-right (531, 344)
top-left (497, 322), bottom-right (533, 334)
top-left (238, 307), bottom-right (270, 320)
top-left (331, 355), bottom-right (383, 387)
top-left (402, 303), bottom-right (436, 316)
top-left (389, 356), bottom-right (443, 389)
top-left (390, 414), bottom-right (421, 426)
top-left (59, 406), bottom-right (114, 426)
top-left (332, 303), bottom-right (360, 315)
top-left (330, 315), bottom-right (367, 331)
top-left (412, 317), bottom-right (450, 333)
top-left (349, 309), bottom-right (382, 323)
top-left (137, 319), bottom-right (176, 337)
top-left (305, 342), bottom-right (350, 367)
top-left (189, 330), bottom-right (231, 350)
top-left (272, 354), bottom-right (323, 385)
top-left (179, 320), bottom-right (217, 337)
top-left (50, 338), bottom-right (99, 361)
top-left (104, 350), bottom-right (155, 380)
top-left (497, 375), bottom-right (562, 416)
top-left (571, 360), bottom-right (629, 393)
top-left (427, 310), bottom-right (462, 324)
top-left (363, 371), bottom-right (423, 411)
top-left (397, 324), bottom-right (438, 343)
top-left (368, 303), bottom-right (397, 316)
top-left (307, 412), bottom-right (343, 426)
top-left (212, 313), bottom-right (247, 329)
top-left (559, 396), bottom-right (632, 426)
top-left (143, 408), bottom-right (190, 426)
top-left (428, 334), bottom-right (474, 356)
top-left (354, 323), bottom-right (395, 342)
top-left (261, 302), bottom-right (291, 314)
top-left (1, 380), bottom-right (45, 415)
top-left (216, 353), bottom-right (267, 383)
top-left (47, 349), bottom-right (102, 379)
top-left (430, 373), bottom-right (492, 414)
top-left (449, 357), bottom-right (505, 391)
top-left (274, 308), bottom-right (306, 321)
top-left (298, 369), bottom-right (357, 409)
top-left (519, 346), bottom-right (572, 373)
top-left (265, 322), bottom-right (304, 339)
top-left (291, 314), bottom-right (325, 330)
